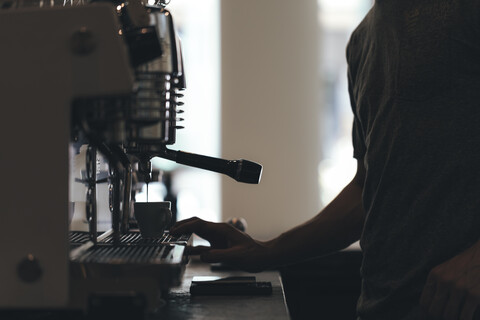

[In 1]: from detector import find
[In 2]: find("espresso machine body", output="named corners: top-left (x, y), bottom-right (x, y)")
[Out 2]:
top-left (0, 4), bottom-right (133, 308)
top-left (0, 0), bottom-right (262, 315)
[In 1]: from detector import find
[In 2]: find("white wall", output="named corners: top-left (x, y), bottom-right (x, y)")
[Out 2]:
top-left (221, 0), bottom-right (323, 240)
top-left (158, 0), bottom-right (222, 223)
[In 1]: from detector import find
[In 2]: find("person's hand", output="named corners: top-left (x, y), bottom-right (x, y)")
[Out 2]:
top-left (420, 242), bottom-right (480, 319)
top-left (170, 217), bottom-right (273, 272)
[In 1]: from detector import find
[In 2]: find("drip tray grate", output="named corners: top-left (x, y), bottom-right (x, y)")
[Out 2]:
top-left (69, 231), bottom-right (92, 244)
top-left (100, 232), bottom-right (190, 246)
top-left (73, 244), bottom-right (175, 264)
top-left (69, 231), bottom-right (191, 266)
top-left (69, 231), bottom-right (190, 246)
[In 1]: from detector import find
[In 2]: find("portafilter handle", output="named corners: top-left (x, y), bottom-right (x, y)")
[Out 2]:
top-left (162, 149), bottom-right (263, 184)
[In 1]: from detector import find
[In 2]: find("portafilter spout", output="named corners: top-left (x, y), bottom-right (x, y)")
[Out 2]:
top-left (159, 148), bottom-right (263, 184)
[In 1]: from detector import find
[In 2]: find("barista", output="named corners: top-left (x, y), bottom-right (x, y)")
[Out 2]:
top-left (173, 0), bottom-right (480, 319)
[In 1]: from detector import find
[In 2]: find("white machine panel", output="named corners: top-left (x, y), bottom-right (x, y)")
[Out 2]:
top-left (0, 4), bottom-right (133, 308)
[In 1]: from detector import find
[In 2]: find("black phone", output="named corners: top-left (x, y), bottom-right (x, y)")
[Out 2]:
top-left (190, 276), bottom-right (272, 296)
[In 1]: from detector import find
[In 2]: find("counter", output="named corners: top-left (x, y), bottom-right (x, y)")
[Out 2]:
top-left (0, 259), bottom-right (290, 320)
top-left (157, 259), bottom-right (290, 320)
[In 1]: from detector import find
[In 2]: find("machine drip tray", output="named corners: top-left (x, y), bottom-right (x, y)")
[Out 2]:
top-left (73, 243), bottom-right (176, 264)
top-left (69, 230), bottom-right (190, 247)
top-left (68, 231), bottom-right (192, 311)
top-left (100, 231), bottom-right (190, 246)
top-left (70, 231), bottom-right (190, 266)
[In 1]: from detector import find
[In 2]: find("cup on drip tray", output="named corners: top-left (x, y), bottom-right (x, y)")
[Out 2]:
top-left (134, 201), bottom-right (172, 238)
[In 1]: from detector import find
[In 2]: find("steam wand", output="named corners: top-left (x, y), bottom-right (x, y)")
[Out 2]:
top-left (155, 147), bottom-right (263, 184)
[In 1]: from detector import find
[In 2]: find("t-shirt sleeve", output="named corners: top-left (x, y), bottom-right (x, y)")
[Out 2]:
top-left (346, 42), bottom-right (367, 160)
top-left (351, 117), bottom-right (366, 160)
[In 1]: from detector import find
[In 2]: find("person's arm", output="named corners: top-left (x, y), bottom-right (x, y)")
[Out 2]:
top-left (170, 159), bottom-right (366, 272)
top-left (264, 159), bottom-right (365, 267)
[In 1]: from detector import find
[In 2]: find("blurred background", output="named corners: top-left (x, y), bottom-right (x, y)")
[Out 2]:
top-left (149, 0), bottom-right (373, 240)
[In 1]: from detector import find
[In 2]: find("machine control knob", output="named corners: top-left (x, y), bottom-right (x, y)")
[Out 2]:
top-left (17, 254), bottom-right (43, 283)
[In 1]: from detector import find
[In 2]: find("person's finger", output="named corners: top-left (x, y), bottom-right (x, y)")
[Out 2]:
top-left (185, 245), bottom-right (211, 256)
top-left (213, 222), bottom-right (250, 243)
top-left (170, 217), bottom-right (209, 236)
top-left (460, 295), bottom-right (480, 320)
top-left (171, 216), bottom-right (197, 228)
top-left (172, 219), bottom-right (246, 244)
top-left (170, 217), bottom-right (203, 234)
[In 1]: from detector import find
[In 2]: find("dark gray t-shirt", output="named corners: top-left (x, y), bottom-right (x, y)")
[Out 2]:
top-left (346, 0), bottom-right (480, 319)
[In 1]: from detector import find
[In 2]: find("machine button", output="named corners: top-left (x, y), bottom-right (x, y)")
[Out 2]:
top-left (17, 254), bottom-right (43, 283)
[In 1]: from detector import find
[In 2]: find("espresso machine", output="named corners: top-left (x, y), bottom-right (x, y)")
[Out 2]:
top-left (0, 0), bottom-right (262, 317)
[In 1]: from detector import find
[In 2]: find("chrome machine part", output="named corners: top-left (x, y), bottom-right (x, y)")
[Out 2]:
top-left (127, 8), bottom-right (185, 151)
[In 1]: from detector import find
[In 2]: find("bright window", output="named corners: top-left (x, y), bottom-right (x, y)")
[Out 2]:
top-left (151, 0), bottom-right (374, 222)
top-left (317, 0), bottom-right (373, 205)
top-left (150, 0), bottom-right (221, 222)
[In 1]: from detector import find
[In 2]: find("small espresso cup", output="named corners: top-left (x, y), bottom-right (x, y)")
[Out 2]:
top-left (134, 201), bottom-right (172, 238)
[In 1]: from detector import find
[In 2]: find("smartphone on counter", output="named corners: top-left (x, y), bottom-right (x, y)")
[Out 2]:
top-left (190, 276), bottom-right (272, 296)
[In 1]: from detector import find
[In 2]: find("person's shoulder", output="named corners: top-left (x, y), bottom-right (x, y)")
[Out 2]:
top-left (346, 8), bottom-right (373, 61)
top-left (351, 9), bottom-right (373, 41)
